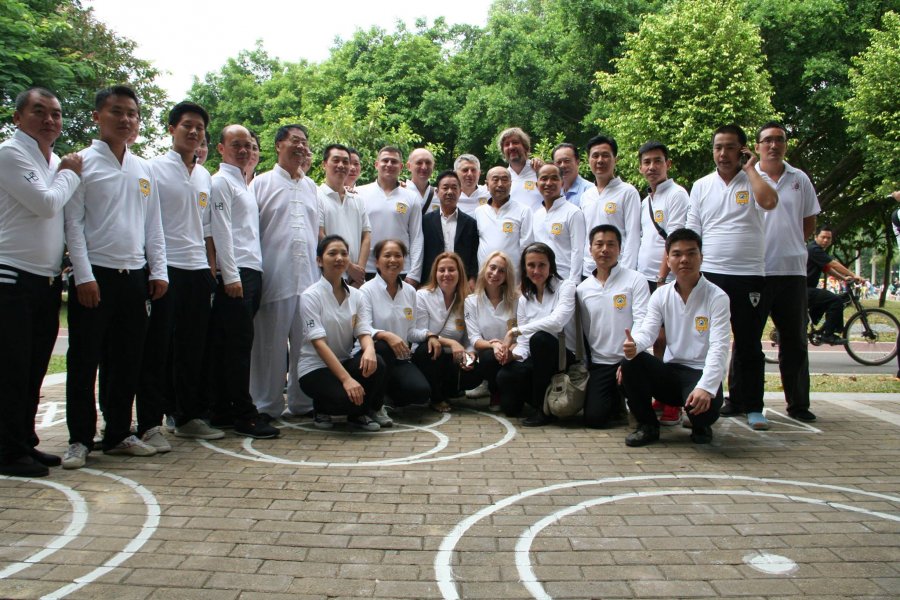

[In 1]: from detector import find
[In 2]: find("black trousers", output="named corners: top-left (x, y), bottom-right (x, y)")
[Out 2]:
top-left (583, 362), bottom-right (625, 428)
top-left (704, 272), bottom-right (765, 413)
top-left (299, 353), bottom-right (386, 416)
top-left (136, 267), bottom-right (216, 434)
top-left (373, 340), bottom-right (431, 406)
top-left (0, 265), bottom-right (61, 461)
top-left (761, 276), bottom-right (810, 412)
top-left (495, 331), bottom-right (575, 417)
top-left (412, 343), bottom-right (482, 404)
top-left (621, 352), bottom-right (723, 428)
top-left (204, 268), bottom-right (262, 426)
top-left (476, 347), bottom-right (502, 393)
top-left (807, 287), bottom-right (844, 335)
top-left (66, 266), bottom-right (149, 450)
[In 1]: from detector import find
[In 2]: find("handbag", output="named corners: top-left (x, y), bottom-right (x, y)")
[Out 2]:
top-left (544, 304), bottom-right (589, 417)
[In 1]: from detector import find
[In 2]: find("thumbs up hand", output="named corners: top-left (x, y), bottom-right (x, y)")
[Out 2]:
top-left (623, 328), bottom-right (637, 359)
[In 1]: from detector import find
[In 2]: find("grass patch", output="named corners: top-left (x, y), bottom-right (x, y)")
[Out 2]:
top-left (765, 373), bottom-right (900, 394)
top-left (47, 355), bottom-right (66, 375)
top-left (60, 293), bottom-right (68, 329)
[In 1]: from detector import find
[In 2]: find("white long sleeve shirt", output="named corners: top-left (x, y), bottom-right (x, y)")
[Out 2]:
top-left (508, 163), bottom-right (543, 212)
top-left (150, 150), bottom-right (211, 271)
top-left (252, 165), bottom-right (319, 304)
top-left (358, 181), bottom-right (423, 281)
top-left (629, 275), bottom-right (731, 394)
top-left (458, 185), bottom-right (489, 216)
top-left (512, 278), bottom-right (576, 361)
top-left (637, 178), bottom-right (689, 282)
top-left (415, 287), bottom-right (467, 345)
top-left (317, 183), bottom-right (371, 265)
top-left (533, 197), bottom-right (586, 282)
top-left (581, 177), bottom-right (641, 274)
top-left (0, 129), bottom-right (80, 276)
top-left (577, 265), bottom-right (650, 365)
top-left (210, 162), bottom-right (262, 284)
top-left (474, 199), bottom-right (533, 278)
top-left (64, 140), bottom-right (167, 284)
top-left (758, 162), bottom-right (820, 277)
top-left (359, 274), bottom-right (428, 344)
top-left (464, 292), bottom-right (517, 350)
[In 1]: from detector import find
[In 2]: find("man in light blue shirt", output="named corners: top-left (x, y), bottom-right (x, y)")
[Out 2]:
top-left (552, 143), bottom-right (592, 207)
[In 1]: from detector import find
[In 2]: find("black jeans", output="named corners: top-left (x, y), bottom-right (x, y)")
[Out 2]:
top-left (495, 331), bottom-right (575, 417)
top-left (373, 340), bottom-right (431, 406)
top-left (807, 287), bottom-right (844, 336)
top-left (583, 362), bottom-right (625, 428)
top-left (761, 276), bottom-right (810, 412)
top-left (67, 266), bottom-right (149, 450)
top-left (299, 352), bottom-right (386, 416)
top-left (0, 266), bottom-right (61, 460)
top-left (412, 343), bottom-right (483, 404)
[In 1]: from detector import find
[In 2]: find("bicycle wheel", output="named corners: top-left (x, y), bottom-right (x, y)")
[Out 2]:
top-left (843, 308), bottom-right (900, 366)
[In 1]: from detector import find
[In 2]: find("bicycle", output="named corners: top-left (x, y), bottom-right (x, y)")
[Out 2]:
top-left (764, 280), bottom-right (900, 366)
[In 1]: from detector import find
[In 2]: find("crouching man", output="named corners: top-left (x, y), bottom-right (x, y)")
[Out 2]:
top-left (621, 228), bottom-right (730, 446)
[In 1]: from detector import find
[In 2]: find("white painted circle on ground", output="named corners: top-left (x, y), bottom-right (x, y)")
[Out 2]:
top-left (744, 551), bottom-right (799, 575)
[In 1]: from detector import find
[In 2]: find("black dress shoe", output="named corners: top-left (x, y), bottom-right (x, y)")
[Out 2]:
top-left (690, 425), bottom-right (714, 444)
top-left (720, 401), bottom-right (743, 417)
top-left (521, 412), bottom-right (557, 427)
top-left (625, 424), bottom-right (660, 447)
top-left (787, 409), bottom-right (817, 422)
top-left (0, 455), bottom-right (49, 477)
top-left (30, 449), bottom-right (61, 467)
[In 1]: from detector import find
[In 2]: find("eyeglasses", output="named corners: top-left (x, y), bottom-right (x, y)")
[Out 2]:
top-left (759, 136), bottom-right (787, 146)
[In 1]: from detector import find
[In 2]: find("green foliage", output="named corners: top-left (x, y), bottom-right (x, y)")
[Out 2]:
top-left (594, 0), bottom-right (776, 186)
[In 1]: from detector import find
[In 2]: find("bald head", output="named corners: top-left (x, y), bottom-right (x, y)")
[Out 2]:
top-left (217, 124), bottom-right (253, 170)
top-left (407, 148), bottom-right (435, 190)
top-left (485, 166), bottom-right (512, 203)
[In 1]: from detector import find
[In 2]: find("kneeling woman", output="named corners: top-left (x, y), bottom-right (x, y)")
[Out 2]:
top-left (464, 251), bottom-right (518, 411)
top-left (359, 239), bottom-right (432, 421)
top-left (298, 235), bottom-right (386, 431)
top-left (413, 252), bottom-right (480, 412)
top-left (497, 243), bottom-right (576, 426)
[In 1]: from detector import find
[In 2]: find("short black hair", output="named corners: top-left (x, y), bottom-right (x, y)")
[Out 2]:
top-left (665, 228), bottom-right (702, 253)
top-left (317, 234), bottom-right (349, 259)
top-left (323, 143), bottom-right (350, 163)
top-left (275, 124), bottom-right (308, 144)
top-left (435, 170), bottom-right (460, 188)
top-left (585, 134), bottom-right (618, 157)
top-left (95, 85), bottom-right (139, 111)
top-left (15, 87), bottom-right (57, 112)
top-left (248, 129), bottom-right (260, 148)
top-left (756, 121), bottom-right (787, 143)
top-left (168, 101), bottom-right (209, 128)
top-left (348, 147), bottom-right (360, 159)
top-left (373, 238), bottom-right (408, 260)
top-left (638, 141), bottom-right (669, 161)
top-left (589, 224), bottom-right (622, 246)
top-left (551, 142), bottom-right (579, 160)
top-left (816, 225), bottom-right (833, 235)
top-left (519, 242), bottom-right (561, 299)
top-left (712, 124), bottom-right (747, 146)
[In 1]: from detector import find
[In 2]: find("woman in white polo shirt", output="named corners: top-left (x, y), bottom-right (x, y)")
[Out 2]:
top-left (464, 251), bottom-right (518, 411)
top-left (412, 252), bottom-right (481, 412)
top-left (497, 243), bottom-right (576, 426)
top-left (298, 235), bottom-right (385, 431)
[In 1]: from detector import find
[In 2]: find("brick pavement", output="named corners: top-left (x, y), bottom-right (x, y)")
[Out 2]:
top-left (1, 384), bottom-right (898, 599)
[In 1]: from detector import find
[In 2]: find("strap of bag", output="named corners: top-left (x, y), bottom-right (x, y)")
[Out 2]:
top-left (647, 192), bottom-right (668, 240)
top-left (421, 186), bottom-right (436, 215)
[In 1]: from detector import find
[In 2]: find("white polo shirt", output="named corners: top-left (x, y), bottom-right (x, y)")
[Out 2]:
top-left (358, 181), bottom-right (423, 281)
top-left (459, 185), bottom-right (489, 216)
top-left (150, 150), bottom-right (211, 271)
top-left (577, 264), bottom-right (650, 365)
top-left (474, 198), bottom-right (533, 277)
top-left (508, 163), bottom-right (543, 211)
top-left (630, 275), bottom-right (731, 394)
top-left (758, 162), bottom-right (820, 276)
top-left (65, 140), bottom-right (167, 285)
top-left (580, 177), bottom-right (641, 274)
top-left (298, 277), bottom-right (373, 378)
top-left (512, 279), bottom-right (576, 361)
top-left (637, 179), bottom-right (689, 282)
top-left (687, 169), bottom-right (772, 276)
top-left (252, 165), bottom-right (319, 304)
top-left (0, 129), bottom-right (80, 276)
top-left (533, 197), bottom-right (586, 282)
top-left (415, 287), bottom-right (467, 345)
top-left (359, 274), bottom-right (428, 344)
top-left (464, 292), bottom-right (517, 350)
top-left (317, 182), bottom-right (371, 265)
top-left (210, 162), bottom-right (262, 285)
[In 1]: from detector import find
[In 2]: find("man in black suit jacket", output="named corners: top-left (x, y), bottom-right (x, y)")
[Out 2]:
top-left (422, 170), bottom-right (479, 287)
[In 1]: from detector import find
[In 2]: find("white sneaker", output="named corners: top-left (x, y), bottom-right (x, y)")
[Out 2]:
top-left (164, 415), bottom-right (176, 433)
top-left (466, 381), bottom-right (490, 399)
top-left (104, 435), bottom-right (157, 456)
top-left (369, 406), bottom-right (393, 428)
top-left (62, 443), bottom-right (89, 470)
top-left (174, 419), bottom-right (225, 440)
top-left (141, 426), bottom-right (172, 453)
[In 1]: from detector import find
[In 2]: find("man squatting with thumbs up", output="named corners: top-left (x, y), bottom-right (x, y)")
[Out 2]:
top-left (620, 228), bottom-right (731, 447)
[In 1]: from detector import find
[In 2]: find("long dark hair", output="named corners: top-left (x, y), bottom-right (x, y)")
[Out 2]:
top-left (519, 242), bottom-right (561, 300)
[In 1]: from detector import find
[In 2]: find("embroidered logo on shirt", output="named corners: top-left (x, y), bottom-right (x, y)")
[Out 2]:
top-left (613, 294), bottom-right (627, 310)
top-left (479, 198), bottom-right (488, 205)
top-left (695, 316), bottom-right (709, 332)
top-left (735, 191), bottom-right (749, 205)
top-left (604, 202), bottom-right (617, 214)
top-left (306, 318), bottom-right (315, 329)
top-left (793, 181), bottom-right (800, 190)
top-left (214, 202), bottom-right (224, 211)
top-left (404, 307), bottom-right (413, 321)
top-left (139, 178), bottom-right (151, 198)
top-left (550, 223), bottom-right (563, 235)
top-left (198, 192), bottom-right (208, 208)
top-left (455, 318), bottom-right (466, 331)
top-left (524, 181), bottom-right (535, 191)
top-left (654, 210), bottom-right (664, 223)
top-left (23, 171), bottom-right (39, 184)
top-left (396, 203), bottom-right (407, 214)
top-left (502, 221), bottom-right (514, 234)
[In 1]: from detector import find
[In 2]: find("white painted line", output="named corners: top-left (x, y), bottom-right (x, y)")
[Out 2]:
top-left (815, 397), bottom-right (900, 427)
top-left (0, 479), bottom-right (88, 579)
top-left (434, 474), bottom-right (900, 600)
top-left (41, 373), bottom-right (66, 388)
top-left (36, 401), bottom-right (66, 429)
top-left (275, 412), bottom-right (452, 434)
top-left (40, 469), bottom-right (160, 600)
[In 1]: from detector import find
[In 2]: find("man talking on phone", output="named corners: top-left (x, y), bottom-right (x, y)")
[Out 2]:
top-left (686, 125), bottom-right (778, 431)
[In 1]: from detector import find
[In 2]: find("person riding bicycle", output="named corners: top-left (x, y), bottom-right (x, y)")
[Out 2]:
top-left (806, 226), bottom-right (865, 345)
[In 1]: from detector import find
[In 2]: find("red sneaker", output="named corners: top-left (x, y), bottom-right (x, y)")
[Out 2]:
top-left (652, 399), bottom-right (663, 414)
top-left (659, 405), bottom-right (682, 426)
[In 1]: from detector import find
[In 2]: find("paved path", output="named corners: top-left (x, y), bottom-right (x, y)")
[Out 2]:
top-left (1, 382), bottom-right (898, 599)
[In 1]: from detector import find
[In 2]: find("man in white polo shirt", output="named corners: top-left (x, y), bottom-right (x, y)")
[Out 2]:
top-left (686, 124), bottom-right (778, 430)
top-left (756, 121), bottom-right (820, 423)
top-left (498, 127), bottom-right (543, 211)
top-left (406, 148), bottom-right (437, 214)
top-left (358, 146), bottom-right (424, 286)
top-left (0, 87), bottom-right (82, 476)
top-left (454, 153), bottom-right (489, 216)
top-left (552, 142), bottom-right (592, 207)
top-left (63, 85), bottom-right (168, 469)
top-left (532, 164), bottom-right (585, 282)
top-left (475, 166), bottom-right (534, 279)
top-left (249, 124), bottom-right (319, 424)
top-left (622, 228), bottom-right (731, 446)
top-left (318, 144), bottom-right (371, 287)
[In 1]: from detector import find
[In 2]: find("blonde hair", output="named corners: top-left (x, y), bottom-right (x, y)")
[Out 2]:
top-left (474, 251), bottom-right (518, 314)
top-left (424, 252), bottom-right (469, 315)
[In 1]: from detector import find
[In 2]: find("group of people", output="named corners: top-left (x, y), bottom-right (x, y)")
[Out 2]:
top-left (1, 83), bottom-right (831, 478)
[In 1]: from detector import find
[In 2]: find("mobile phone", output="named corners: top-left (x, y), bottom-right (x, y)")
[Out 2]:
top-left (464, 353), bottom-right (476, 368)
top-left (739, 148), bottom-right (751, 167)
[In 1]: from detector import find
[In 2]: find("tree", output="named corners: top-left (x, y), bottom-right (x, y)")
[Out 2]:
top-left (593, 0), bottom-right (776, 185)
